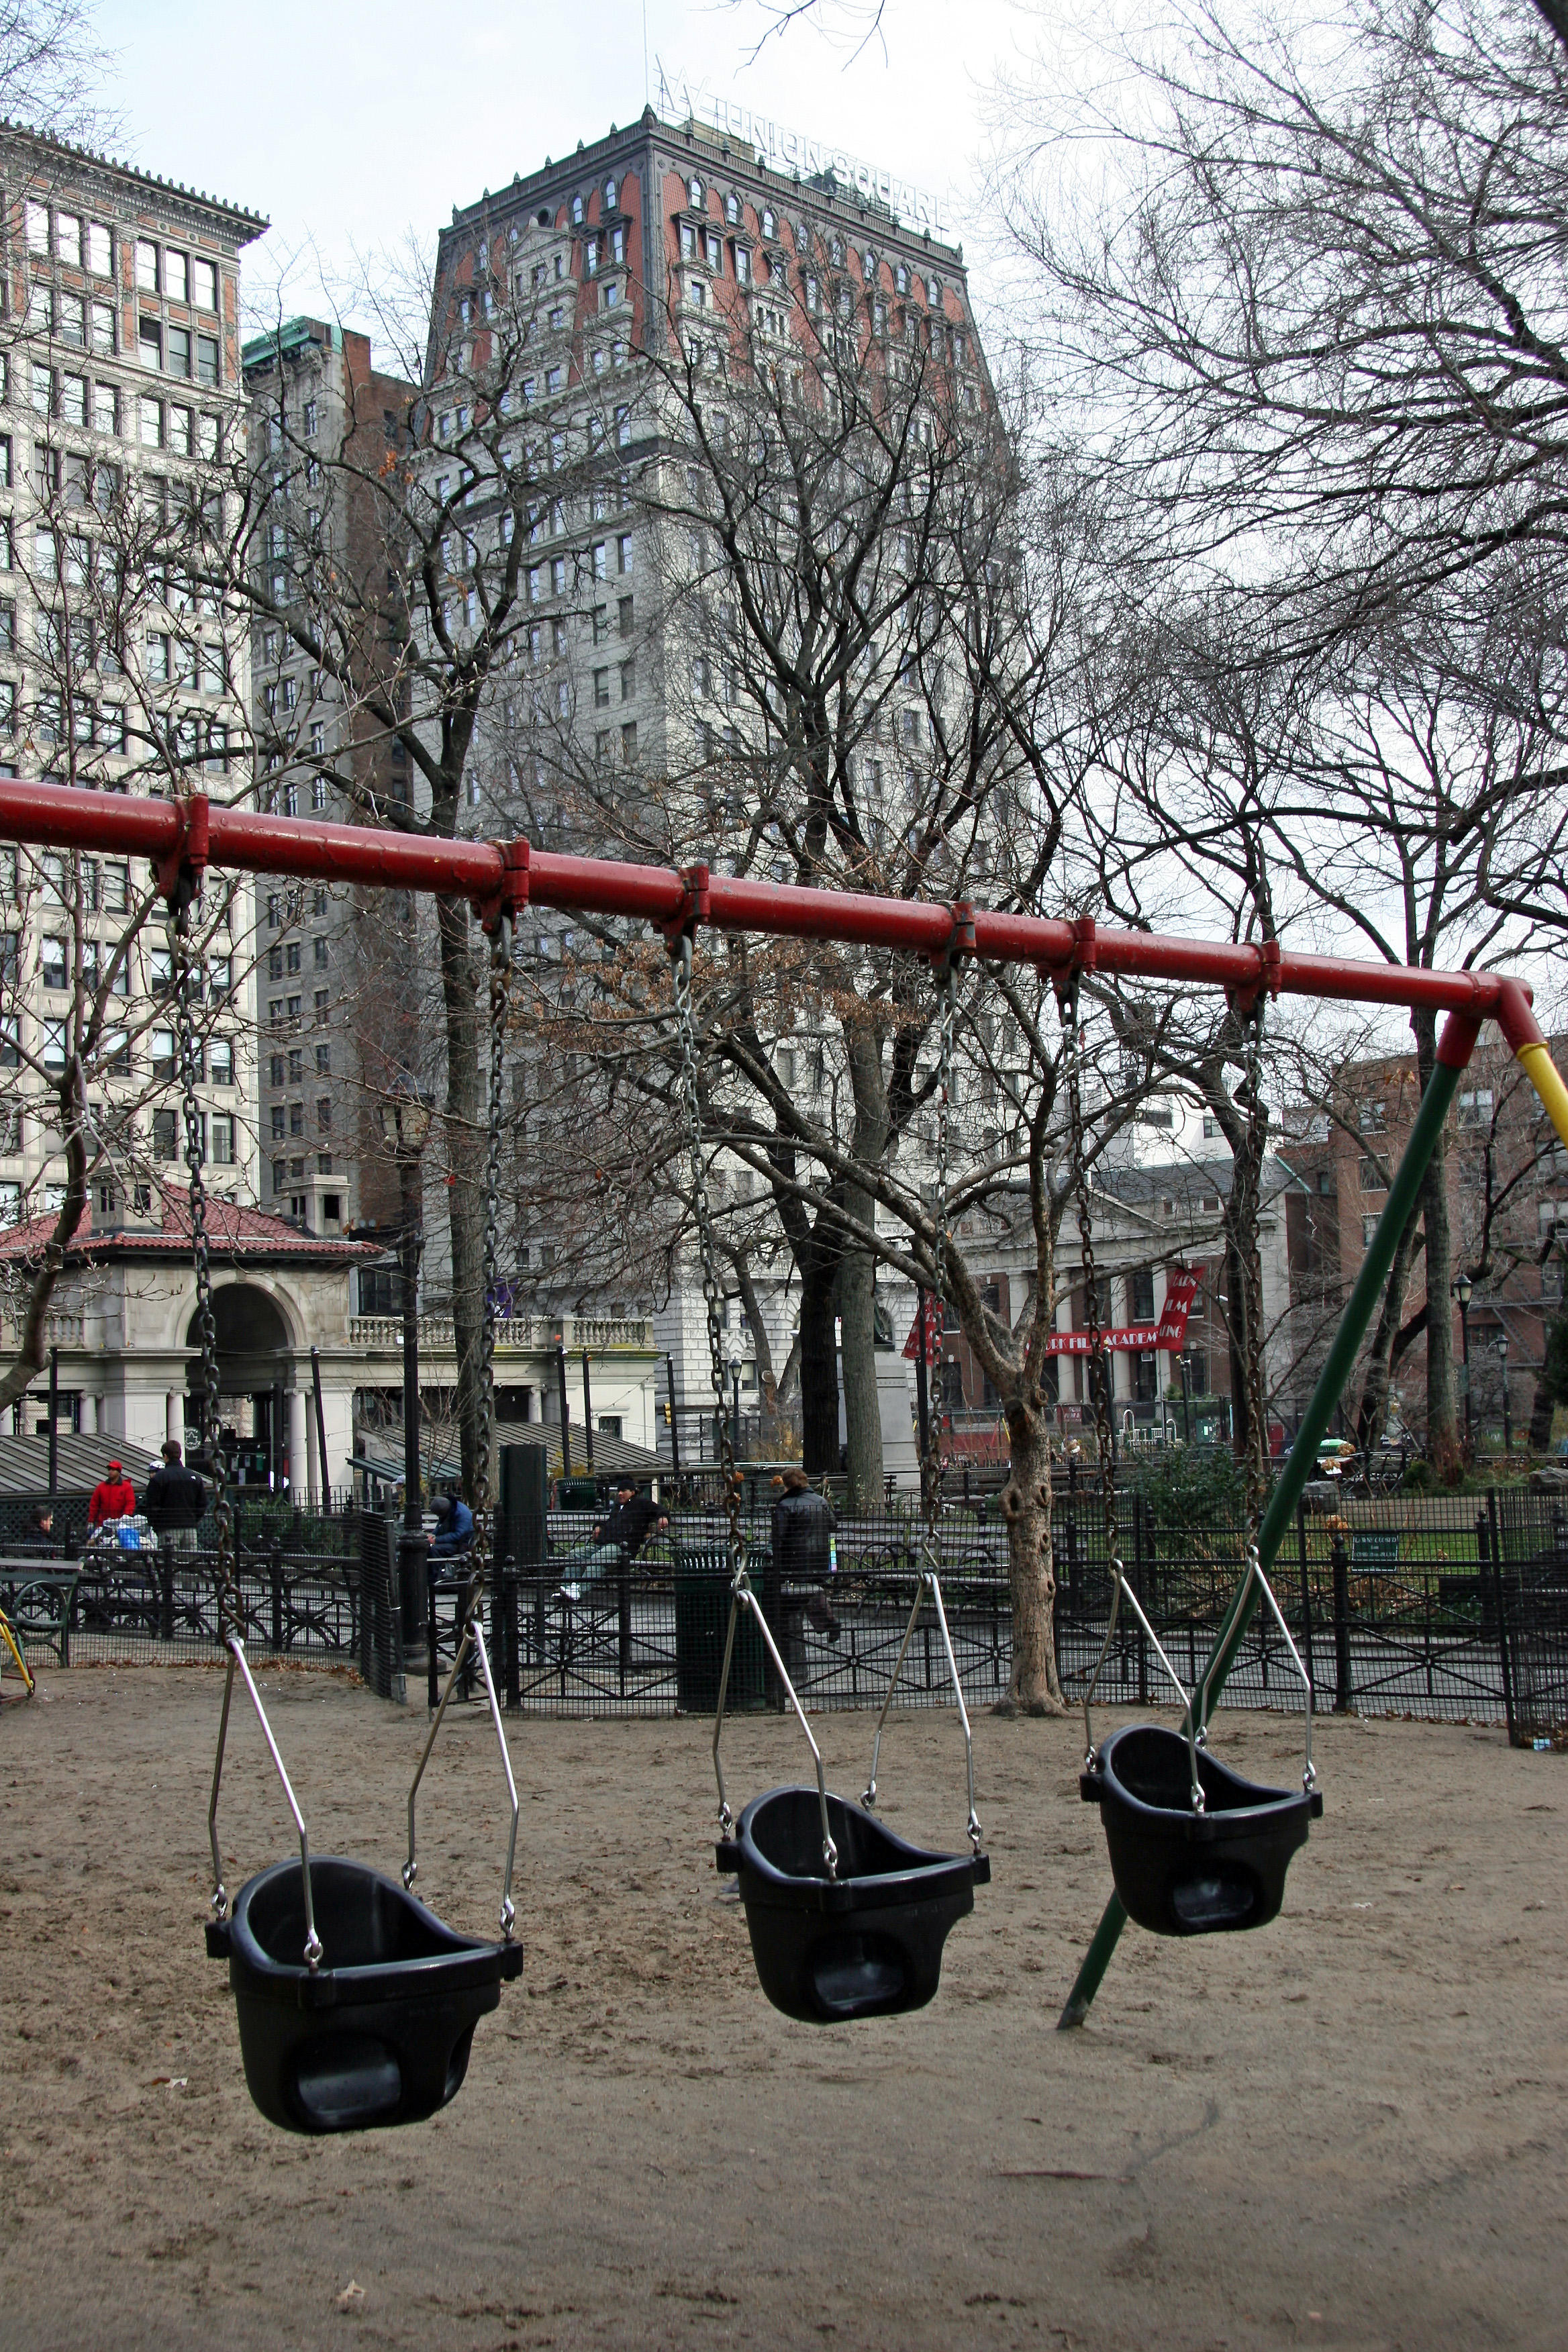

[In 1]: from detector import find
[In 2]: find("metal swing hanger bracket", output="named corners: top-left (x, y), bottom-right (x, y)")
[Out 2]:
top-left (1046, 917), bottom-right (1097, 1010)
top-left (929, 898), bottom-right (976, 977)
top-left (154, 791), bottom-right (209, 916)
top-left (1225, 939), bottom-right (1283, 1018)
top-left (659, 861), bottom-right (712, 953)
top-left (471, 836), bottom-right (530, 938)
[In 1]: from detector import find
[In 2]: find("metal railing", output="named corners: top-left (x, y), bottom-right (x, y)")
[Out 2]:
top-left (11, 1487), bottom-right (1566, 1742)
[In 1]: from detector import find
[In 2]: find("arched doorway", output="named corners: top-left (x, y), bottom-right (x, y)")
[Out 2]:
top-left (185, 1283), bottom-right (294, 1487)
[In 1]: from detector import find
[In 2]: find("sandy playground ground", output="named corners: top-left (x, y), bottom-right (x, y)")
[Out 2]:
top-left (0, 1663), bottom-right (1565, 2351)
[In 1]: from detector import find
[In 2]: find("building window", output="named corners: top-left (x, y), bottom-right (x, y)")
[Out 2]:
top-left (210, 1112), bottom-right (235, 1166)
top-left (209, 1039), bottom-right (234, 1086)
top-left (621, 720), bottom-right (638, 763)
top-left (152, 1107), bottom-right (180, 1161)
top-left (195, 336), bottom-right (219, 388)
top-left (620, 658), bottom-right (635, 701)
top-left (317, 1097), bottom-right (332, 1134)
top-left (193, 255), bottom-right (217, 310)
top-left (167, 326), bottom-right (191, 379)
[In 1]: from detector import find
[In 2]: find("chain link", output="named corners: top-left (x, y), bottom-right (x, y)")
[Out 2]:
top-left (669, 936), bottom-right (746, 1579)
top-left (462, 920), bottom-right (513, 1634)
top-left (167, 893), bottom-right (238, 1639)
top-left (1236, 993), bottom-right (1271, 1536)
top-left (920, 964), bottom-right (957, 1559)
top-left (1063, 983), bottom-right (1118, 1565)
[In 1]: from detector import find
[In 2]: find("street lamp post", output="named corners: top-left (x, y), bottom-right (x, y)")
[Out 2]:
top-left (379, 1079), bottom-right (433, 1657)
top-left (1454, 1270), bottom-right (1473, 1459)
top-left (1498, 1330), bottom-right (1512, 1456)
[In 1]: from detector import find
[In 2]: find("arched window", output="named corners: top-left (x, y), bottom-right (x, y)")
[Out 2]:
top-left (572, 195), bottom-right (584, 226)
top-left (725, 191), bottom-right (739, 224)
top-left (894, 262), bottom-right (908, 295)
top-left (863, 248), bottom-right (877, 280)
top-left (605, 177), bottom-right (617, 209)
top-left (688, 176), bottom-right (703, 210)
top-left (761, 207), bottom-right (775, 239)
top-left (926, 275), bottom-right (941, 306)
top-left (830, 235), bottom-right (844, 266)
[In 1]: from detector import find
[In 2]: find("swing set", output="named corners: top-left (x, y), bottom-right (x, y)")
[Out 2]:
top-left (1, 776), bottom-right (1564, 2120)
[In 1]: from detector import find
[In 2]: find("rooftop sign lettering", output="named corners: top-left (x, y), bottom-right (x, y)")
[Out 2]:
top-left (656, 67), bottom-right (948, 236)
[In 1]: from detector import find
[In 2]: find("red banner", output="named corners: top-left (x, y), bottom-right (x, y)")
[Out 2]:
top-left (1044, 1265), bottom-right (1199, 1356)
top-left (905, 1267), bottom-right (1199, 1364)
top-left (903, 1293), bottom-right (943, 1363)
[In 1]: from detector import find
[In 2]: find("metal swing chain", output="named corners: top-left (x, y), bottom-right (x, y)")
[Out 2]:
top-left (463, 919), bottom-right (513, 1633)
top-left (670, 934), bottom-right (746, 1583)
top-left (1063, 984), bottom-right (1117, 1569)
top-left (167, 896), bottom-right (237, 1647)
top-left (919, 959), bottom-right (957, 1563)
top-left (671, 936), bottom-right (842, 1877)
top-left (1061, 983), bottom-right (1208, 1800)
top-left (401, 917), bottom-right (521, 1948)
top-left (1236, 993), bottom-right (1271, 1540)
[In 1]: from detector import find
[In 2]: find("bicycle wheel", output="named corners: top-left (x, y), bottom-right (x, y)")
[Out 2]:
top-left (0, 1606), bottom-right (36, 1698)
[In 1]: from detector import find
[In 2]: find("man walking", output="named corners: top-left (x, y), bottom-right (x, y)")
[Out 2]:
top-left (144, 1440), bottom-right (206, 1557)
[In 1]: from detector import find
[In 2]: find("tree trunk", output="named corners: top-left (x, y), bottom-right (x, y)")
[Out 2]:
top-left (997, 1394), bottom-right (1061, 1712)
top-left (1355, 1216), bottom-right (1420, 1452)
top-left (838, 1191), bottom-right (884, 1511)
top-left (436, 895), bottom-right (486, 1504)
top-left (797, 1230), bottom-right (840, 1475)
top-left (1412, 1012), bottom-right (1459, 1476)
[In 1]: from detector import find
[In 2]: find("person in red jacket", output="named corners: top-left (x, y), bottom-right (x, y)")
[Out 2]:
top-left (87, 1460), bottom-right (138, 1526)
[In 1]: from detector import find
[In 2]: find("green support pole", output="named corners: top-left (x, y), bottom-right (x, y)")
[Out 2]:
top-left (1057, 1022), bottom-right (1476, 2030)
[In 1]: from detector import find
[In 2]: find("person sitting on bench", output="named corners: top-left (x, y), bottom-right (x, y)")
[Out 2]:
top-left (558, 1479), bottom-right (669, 1600)
top-left (429, 1485), bottom-right (475, 1563)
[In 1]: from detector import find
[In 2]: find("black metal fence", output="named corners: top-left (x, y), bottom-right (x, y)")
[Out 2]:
top-left (7, 1487), bottom-right (1566, 1743)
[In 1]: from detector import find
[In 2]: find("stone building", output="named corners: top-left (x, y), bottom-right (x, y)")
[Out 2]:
top-left (0, 127), bottom-right (266, 1252)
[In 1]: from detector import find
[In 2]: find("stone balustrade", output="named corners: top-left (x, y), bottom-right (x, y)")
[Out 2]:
top-left (345, 1312), bottom-right (652, 1355)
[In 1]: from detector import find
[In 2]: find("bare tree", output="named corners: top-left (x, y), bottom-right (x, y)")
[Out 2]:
top-left (0, 430), bottom-right (256, 1414)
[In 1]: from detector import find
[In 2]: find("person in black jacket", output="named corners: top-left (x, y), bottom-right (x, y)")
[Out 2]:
top-left (144, 1440), bottom-right (205, 1557)
top-left (765, 1469), bottom-right (840, 1694)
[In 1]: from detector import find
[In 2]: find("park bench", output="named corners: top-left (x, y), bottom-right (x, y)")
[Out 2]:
top-left (0, 1564), bottom-right (81, 1667)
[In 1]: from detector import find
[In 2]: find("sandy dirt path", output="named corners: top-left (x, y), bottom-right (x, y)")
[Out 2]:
top-left (0, 1665), bottom-right (1563, 2351)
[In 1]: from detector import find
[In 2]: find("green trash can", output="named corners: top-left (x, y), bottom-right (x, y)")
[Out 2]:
top-left (557, 1475), bottom-right (599, 1510)
top-left (675, 1548), bottom-right (767, 1713)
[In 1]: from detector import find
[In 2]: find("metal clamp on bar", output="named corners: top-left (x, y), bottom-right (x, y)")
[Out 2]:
top-left (1046, 916), bottom-right (1096, 1009)
top-left (154, 792), bottom-right (209, 914)
top-left (1226, 937), bottom-right (1282, 1015)
top-left (472, 837), bottom-right (530, 937)
top-left (930, 897), bottom-right (976, 975)
top-left (660, 861), bottom-right (711, 951)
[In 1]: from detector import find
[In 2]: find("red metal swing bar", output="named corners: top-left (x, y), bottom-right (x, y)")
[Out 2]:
top-left (0, 779), bottom-right (1564, 1142)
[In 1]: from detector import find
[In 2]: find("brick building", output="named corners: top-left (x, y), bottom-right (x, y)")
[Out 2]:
top-left (240, 317), bottom-right (416, 1243)
top-left (1279, 1034), bottom-right (1568, 1447)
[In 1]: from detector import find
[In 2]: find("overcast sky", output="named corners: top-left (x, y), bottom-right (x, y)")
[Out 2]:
top-left (93, 0), bottom-right (1035, 345)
